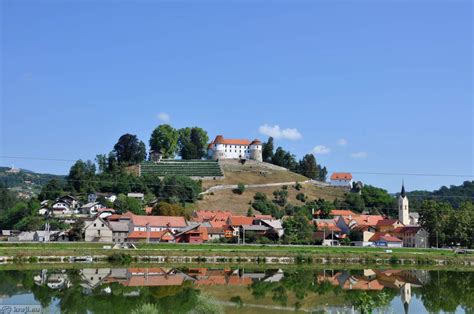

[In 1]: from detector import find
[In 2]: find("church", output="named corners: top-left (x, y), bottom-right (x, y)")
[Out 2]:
top-left (207, 135), bottom-right (263, 162)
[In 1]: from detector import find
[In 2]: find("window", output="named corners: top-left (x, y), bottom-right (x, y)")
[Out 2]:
top-left (98, 230), bottom-right (101, 235)
top-left (93, 223), bottom-right (96, 227)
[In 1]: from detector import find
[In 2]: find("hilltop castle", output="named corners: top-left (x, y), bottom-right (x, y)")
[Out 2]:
top-left (207, 135), bottom-right (263, 162)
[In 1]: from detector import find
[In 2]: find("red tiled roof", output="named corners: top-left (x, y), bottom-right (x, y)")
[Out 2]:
top-left (353, 215), bottom-right (385, 227)
top-left (228, 216), bottom-right (254, 226)
top-left (330, 209), bottom-right (357, 217)
top-left (369, 233), bottom-right (402, 242)
top-left (376, 219), bottom-right (401, 226)
top-left (211, 135), bottom-right (251, 146)
top-left (128, 230), bottom-right (173, 240)
top-left (393, 226), bottom-right (422, 234)
top-left (123, 212), bottom-right (187, 228)
top-left (253, 215), bottom-right (274, 220)
top-left (106, 214), bottom-right (122, 221)
top-left (330, 172), bottom-right (353, 180)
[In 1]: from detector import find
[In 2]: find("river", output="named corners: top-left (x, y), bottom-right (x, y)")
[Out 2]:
top-left (0, 266), bottom-right (472, 313)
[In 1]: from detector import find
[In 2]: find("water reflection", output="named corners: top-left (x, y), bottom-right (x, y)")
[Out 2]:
top-left (0, 267), bottom-right (472, 313)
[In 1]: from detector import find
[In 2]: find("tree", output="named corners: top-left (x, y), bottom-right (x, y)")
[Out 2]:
top-left (160, 176), bottom-right (202, 204)
top-left (38, 179), bottom-right (64, 201)
top-left (69, 220), bottom-right (85, 241)
top-left (273, 189), bottom-right (288, 206)
top-left (361, 185), bottom-right (395, 216)
top-left (299, 154), bottom-right (318, 179)
top-left (152, 202), bottom-right (190, 219)
top-left (282, 214), bottom-right (313, 244)
top-left (0, 183), bottom-right (17, 213)
top-left (149, 124), bottom-right (179, 159)
top-left (95, 154), bottom-right (108, 174)
top-left (113, 134), bottom-right (147, 165)
top-left (236, 183), bottom-right (246, 195)
top-left (247, 207), bottom-right (254, 217)
top-left (262, 137), bottom-right (274, 162)
top-left (114, 194), bottom-right (143, 215)
top-left (67, 160), bottom-right (96, 193)
top-left (419, 200), bottom-right (451, 248)
top-left (178, 127), bottom-right (209, 160)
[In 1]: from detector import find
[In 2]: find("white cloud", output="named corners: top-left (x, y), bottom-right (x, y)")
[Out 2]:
top-left (350, 151), bottom-right (368, 159)
top-left (337, 138), bottom-right (348, 146)
top-left (312, 145), bottom-right (331, 155)
top-left (157, 112), bottom-right (170, 122)
top-left (259, 124), bottom-right (302, 140)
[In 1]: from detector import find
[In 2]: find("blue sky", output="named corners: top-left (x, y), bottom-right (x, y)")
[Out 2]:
top-left (1, 1), bottom-right (472, 193)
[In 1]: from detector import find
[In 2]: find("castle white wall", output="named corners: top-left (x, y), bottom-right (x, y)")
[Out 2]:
top-left (209, 143), bottom-right (261, 161)
top-left (330, 179), bottom-right (353, 187)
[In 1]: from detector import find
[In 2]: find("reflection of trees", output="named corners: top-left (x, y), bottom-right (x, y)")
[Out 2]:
top-left (249, 269), bottom-right (337, 306)
top-left (420, 271), bottom-right (474, 313)
top-left (345, 291), bottom-right (391, 314)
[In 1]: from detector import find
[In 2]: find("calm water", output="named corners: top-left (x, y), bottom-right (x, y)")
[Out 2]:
top-left (0, 266), bottom-right (472, 313)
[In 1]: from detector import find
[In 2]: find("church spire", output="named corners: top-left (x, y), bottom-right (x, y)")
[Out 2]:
top-left (401, 181), bottom-right (406, 198)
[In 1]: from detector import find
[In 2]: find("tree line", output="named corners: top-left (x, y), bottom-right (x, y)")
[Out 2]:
top-left (261, 137), bottom-right (328, 181)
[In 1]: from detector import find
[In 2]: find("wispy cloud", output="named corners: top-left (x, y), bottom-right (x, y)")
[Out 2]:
top-left (157, 112), bottom-right (170, 122)
top-left (259, 124), bottom-right (302, 140)
top-left (313, 145), bottom-right (331, 155)
top-left (350, 151), bottom-right (368, 159)
top-left (337, 138), bottom-right (348, 146)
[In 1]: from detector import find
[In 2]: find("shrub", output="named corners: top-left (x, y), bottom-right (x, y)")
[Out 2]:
top-left (235, 183), bottom-right (246, 195)
top-left (296, 193), bottom-right (306, 202)
top-left (108, 252), bottom-right (132, 264)
top-left (294, 182), bottom-right (302, 190)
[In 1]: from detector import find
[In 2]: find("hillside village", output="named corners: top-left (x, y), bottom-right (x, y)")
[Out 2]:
top-left (2, 133), bottom-right (430, 248)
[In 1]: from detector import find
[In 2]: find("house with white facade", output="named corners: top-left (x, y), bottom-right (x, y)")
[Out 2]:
top-left (207, 135), bottom-right (263, 162)
top-left (330, 172), bottom-right (353, 187)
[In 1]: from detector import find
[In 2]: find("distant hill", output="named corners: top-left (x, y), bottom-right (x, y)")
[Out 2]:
top-left (0, 166), bottom-right (65, 197)
top-left (405, 180), bottom-right (474, 210)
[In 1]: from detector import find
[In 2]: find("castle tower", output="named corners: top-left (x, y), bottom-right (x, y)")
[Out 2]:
top-left (249, 139), bottom-right (263, 162)
top-left (398, 182), bottom-right (410, 225)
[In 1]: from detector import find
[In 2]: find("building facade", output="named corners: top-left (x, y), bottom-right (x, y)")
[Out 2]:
top-left (207, 135), bottom-right (263, 162)
top-left (330, 173), bottom-right (353, 187)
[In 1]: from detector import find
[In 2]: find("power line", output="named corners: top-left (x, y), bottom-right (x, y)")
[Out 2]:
top-left (1, 155), bottom-right (473, 178)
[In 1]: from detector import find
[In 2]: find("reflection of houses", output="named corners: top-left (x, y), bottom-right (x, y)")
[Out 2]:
top-left (80, 268), bottom-right (112, 290)
top-left (96, 267), bottom-right (284, 289)
top-left (33, 269), bottom-right (71, 290)
top-left (317, 268), bottom-right (423, 312)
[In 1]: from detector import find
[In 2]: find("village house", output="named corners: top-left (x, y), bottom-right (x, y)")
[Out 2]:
top-left (174, 224), bottom-right (209, 244)
top-left (127, 229), bottom-right (175, 243)
top-left (376, 219), bottom-right (405, 233)
top-left (120, 212), bottom-right (188, 233)
top-left (330, 172), bottom-right (353, 187)
top-left (207, 135), bottom-right (263, 161)
top-left (369, 233), bottom-right (403, 248)
top-left (393, 226), bottom-right (429, 248)
top-left (80, 202), bottom-right (105, 215)
top-left (84, 217), bottom-right (113, 242)
top-left (88, 192), bottom-right (117, 204)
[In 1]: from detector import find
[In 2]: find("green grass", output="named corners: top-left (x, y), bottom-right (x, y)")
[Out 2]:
top-left (0, 242), bottom-right (470, 262)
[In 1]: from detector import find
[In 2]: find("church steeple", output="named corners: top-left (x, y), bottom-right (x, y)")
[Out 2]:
top-left (398, 181), bottom-right (410, 225)
top-left (401, 181), bottom-right (406, 198)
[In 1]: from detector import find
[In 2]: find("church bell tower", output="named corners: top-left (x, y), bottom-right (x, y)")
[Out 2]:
top-left (398, 182), bottom-right (410, 225)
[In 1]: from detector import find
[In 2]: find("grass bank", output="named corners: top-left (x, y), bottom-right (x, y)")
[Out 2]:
top-left (1, 242), bottom-right (473, 266)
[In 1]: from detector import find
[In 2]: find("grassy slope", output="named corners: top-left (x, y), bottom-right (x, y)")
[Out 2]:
top-left (197, 162), bottom-right (344, 214)
top-left (196, 183), bottom-right (346, 215)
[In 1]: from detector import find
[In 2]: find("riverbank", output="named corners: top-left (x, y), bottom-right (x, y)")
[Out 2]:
top-left (1, 242), bottom-right (473, 266)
